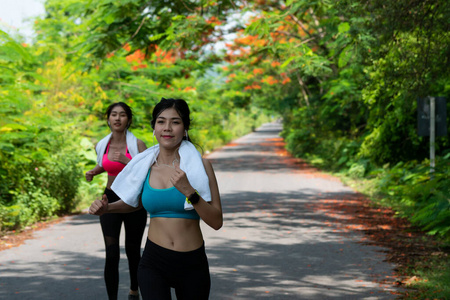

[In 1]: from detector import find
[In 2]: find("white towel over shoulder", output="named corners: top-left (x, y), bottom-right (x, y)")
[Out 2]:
top-left (111, 140), bottom-right (211, 210)
top-left (95, 130), bottom-right (139, 166)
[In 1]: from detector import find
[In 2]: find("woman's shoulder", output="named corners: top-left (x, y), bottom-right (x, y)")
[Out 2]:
top-left (137, 139), bottom-right (147, 152)
top-left (95, 134), bottom-right (112, 150)
top-left (202, 157), bottom-right (214, 171)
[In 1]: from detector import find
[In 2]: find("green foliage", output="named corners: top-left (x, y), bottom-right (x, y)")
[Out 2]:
top-left (372, 156), bottom-right (450, 239)
top-left (0, 117), bottom-right (83, 230)
top-left (402, 255), bottom-right (450, 300)
top-left (238, 0), bottom-right (450, 241)
top-left (1, 2), bottom-right (449, 296)
top-left (1, 0), bottom-right (449, 259)
top-left (0, 1), bottom-right (270, 231)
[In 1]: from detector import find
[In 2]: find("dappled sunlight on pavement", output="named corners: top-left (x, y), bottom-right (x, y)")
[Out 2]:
top-left (202, 122), bottom-right (403, 299)
top-left (0, 122), bottom-right (407, 299)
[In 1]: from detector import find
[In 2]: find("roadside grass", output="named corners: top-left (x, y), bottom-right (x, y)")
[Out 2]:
top-left (400, 255), bottom-right (450, 299)
top-left (275, 147), bottom-right (450, 299)
top-left (340, 175), bottom-right (450, 300)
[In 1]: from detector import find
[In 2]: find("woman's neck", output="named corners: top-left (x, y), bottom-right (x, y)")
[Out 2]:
top-left (111, 130), bottom-right (126, 143)
top-left (157, 148), bottom-right (180, 165)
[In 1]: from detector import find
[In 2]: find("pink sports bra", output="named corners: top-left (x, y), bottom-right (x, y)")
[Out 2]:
top-left (102, 142), bottom-right (132, 176)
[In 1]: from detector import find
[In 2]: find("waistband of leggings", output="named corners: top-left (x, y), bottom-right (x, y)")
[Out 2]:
top-left (145, 238), bottom-right (205, 256)
top-left (103, 187), bottom-right (120, 203)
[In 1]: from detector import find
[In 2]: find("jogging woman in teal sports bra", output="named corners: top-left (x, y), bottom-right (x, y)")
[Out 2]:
top-left (86, 102), bottom-right (147, 300)
top-left (89, 98), bottom-right (223, 300)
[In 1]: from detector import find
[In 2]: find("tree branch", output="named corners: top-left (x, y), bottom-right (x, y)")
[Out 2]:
top-left (107, 16), bottom-right (148, 57)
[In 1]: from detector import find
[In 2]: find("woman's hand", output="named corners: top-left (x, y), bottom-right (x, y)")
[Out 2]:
top-left (85, 170), bottom-right (96, 182)
top-left (85, 165), bottom-right (105, 182)
top-left (171, 166), bottom-right (195, 197)
top-left (112, 151), bottom-right (131, 165)
top-left (89, 194), bottom-right (108, 216)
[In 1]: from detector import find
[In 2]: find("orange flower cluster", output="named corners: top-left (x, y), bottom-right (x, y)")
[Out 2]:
top-left (261, 76), bottom-right (279, 85)
top-left (123, 43), bottom-right (131, 52)
top-left (282, 77), bottom-right (291, 85)
top-left (121, 44), bottom-right (149, 71)
top-left (244, 83), bottom-right (262, 90)
top-left (271, 61), bottom-right (281, 67)
top-left (234, 35), bottom-right (266, 47)
top-left (132, 64), bottom-right (147, 71)
top-left (126, 49), bottom-right (146, 64)
top-left (206, 16), bottom-right (222, 26)
top-left (281, 72), bottom-right (291, 85)
top-left (183, 86), bottom-right (196, 92)
top-left (253, 68), bottom-right (264, 75)
top-left (154, 47), bottom-right (176, 64)
top-left (124, 44), bottom-right (177, 71)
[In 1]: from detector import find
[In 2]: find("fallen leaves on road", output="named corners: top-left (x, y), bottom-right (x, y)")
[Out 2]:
top-left (262, 135), bottom-right (449, 296)
top-left (0, 217), bottom-right (65, 251)
top-left (306, 192), bottom-right (448, 288)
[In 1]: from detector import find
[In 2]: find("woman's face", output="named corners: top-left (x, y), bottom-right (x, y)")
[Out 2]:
top-left (154, 107), bottom-right (185, 148)
top-left (108, 105), bottom-right (129, 132)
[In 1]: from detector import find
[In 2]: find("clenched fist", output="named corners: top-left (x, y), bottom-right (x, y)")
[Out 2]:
top-left (112, 151), bottom-right (131, 165)
top-left (85, 170), bottom-right (96, 182)
top-left (89, 194), bottom-right (109, 216)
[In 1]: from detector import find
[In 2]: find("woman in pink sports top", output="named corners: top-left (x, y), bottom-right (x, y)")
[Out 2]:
top-left (85, 102), bottom-right (147, 300)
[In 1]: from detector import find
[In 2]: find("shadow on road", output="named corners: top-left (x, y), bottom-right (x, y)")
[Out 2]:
top-left (206, 190), bottom-right (396, 299)
top-left (0, 122), bottom-right (400, 299)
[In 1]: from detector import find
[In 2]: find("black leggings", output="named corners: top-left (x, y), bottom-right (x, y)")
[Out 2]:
top-left (100, 188), bottom-right (147, 300)
top-left (138, 239), bottom-right (211, 300)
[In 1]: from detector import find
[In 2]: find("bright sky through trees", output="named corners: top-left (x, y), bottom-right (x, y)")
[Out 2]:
top-left (0, 0), bottom-right (45, 41)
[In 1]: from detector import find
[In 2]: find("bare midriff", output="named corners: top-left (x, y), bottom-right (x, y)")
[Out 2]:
top-left (105, 175), bottom-right (117, 189)
top-left (148, 218), bottom-right (204, 252)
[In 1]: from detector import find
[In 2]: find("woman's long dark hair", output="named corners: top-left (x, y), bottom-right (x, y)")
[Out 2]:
top-left (151, 98), bottom-right (192, 141)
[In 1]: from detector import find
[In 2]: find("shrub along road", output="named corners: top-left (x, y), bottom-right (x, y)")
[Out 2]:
top-left (0, 122), bottom-right (402, 299)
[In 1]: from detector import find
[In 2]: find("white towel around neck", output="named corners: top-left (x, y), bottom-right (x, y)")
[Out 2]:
top-left (95, 130), bottom-right (139, 166)
top-left (111, 140), bottom-right (211, 210)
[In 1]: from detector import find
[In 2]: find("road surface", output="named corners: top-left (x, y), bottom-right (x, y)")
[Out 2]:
top-left (0, 122), bottom-right (400, 299)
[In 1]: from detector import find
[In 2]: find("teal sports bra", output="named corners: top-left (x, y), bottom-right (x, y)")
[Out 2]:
top-left (141, 169), bottom-right (200, 220)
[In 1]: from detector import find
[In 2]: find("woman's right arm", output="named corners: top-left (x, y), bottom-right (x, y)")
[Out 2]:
top-left (89, 194), bottom-right (143, 215)
top-left (85, 164), bottom-right (105, 182)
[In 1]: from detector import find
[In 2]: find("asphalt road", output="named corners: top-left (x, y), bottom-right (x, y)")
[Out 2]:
top-left (0, 122), bottom-right (400, 299)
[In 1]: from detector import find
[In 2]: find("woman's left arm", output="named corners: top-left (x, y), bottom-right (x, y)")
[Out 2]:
top-left (193, 158), bottom-right (223, 230)
top-left (172, 159), bottom-right (223, 230)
